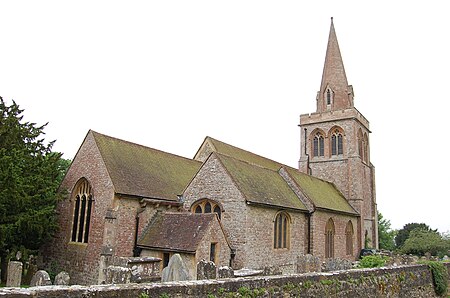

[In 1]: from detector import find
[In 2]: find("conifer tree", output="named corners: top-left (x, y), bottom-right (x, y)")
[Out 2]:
top-left (0, 97), bottom-right (68, 282)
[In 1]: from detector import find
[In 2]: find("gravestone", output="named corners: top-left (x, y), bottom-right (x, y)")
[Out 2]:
top-left (30, 270), bottom-right (52, 286)
top-left (161, 254), bottom-right (190, 282)
top-left (105, 266), bottom-right (131, 284)
top-left (54, 271), bottom-right (70, 285)
top-left (23, 255), bottom-right (38, 285)
top-left (322, 258), bottom-right (352, 272)
top-left (197, 259), bottom-right (216, 280)
top-left (218, 266), bottom-right (234, 278)
top-left (297, 254), bottom-right (321, 273)
top-left (6, 261), bottom-right (23, 287)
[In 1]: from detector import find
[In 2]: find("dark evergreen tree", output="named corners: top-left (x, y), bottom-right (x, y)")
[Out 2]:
top-left (395, 222), bottom-right (436, 249)
top-left (0, 97), bottom-right (68, 282)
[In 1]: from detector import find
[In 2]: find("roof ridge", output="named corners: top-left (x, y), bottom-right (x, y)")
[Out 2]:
top-left (214, 151), bottom-right (281, 172)
top-left (91, 130), bottom-right (201, 164)
top-left (206, 136), bottom-right (283, 169)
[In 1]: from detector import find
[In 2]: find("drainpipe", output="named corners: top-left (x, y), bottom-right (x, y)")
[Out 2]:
top-left (304, 128), bottom-right (311, 175)
top-left (133, 207), bottom-right (145, 257)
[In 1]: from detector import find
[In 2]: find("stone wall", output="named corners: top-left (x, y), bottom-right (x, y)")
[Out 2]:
top-left (2, 263), bottom-right (449, 297)
top-left (183, 154), bottom-right (249, 268)
top-left (41, 131), bottom-right (115, 285)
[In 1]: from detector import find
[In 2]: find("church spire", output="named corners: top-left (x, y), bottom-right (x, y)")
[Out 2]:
top-left (317, 17), bottom-right (354, 113)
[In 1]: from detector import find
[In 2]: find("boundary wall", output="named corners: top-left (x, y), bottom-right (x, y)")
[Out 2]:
top-left (1, 263), bottom-right (449, 297)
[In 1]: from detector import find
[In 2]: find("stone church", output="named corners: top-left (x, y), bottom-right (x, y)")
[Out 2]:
top-left (43, 19), bottom-right (377, 285)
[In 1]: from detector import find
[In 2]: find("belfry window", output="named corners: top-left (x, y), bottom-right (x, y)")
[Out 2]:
top-left (331, 129), bottom-right (343, 156)
top-left (71, 178), bottom-right (94, 243)
top-left (313, 132), bottom-right (325, 157)
top-left (273, 212), bottom-right (290, 249)
top-left (191, 199), bottom-right (222, 220)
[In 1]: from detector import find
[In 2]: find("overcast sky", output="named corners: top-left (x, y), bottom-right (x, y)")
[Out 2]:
top-left (1, 1), bottom-right (449, 233)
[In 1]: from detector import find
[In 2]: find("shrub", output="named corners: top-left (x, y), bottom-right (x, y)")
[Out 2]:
top-left (358, 255), bottom-right (387, 268)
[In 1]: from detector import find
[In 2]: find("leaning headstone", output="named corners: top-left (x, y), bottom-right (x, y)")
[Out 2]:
top-left (6, 261), bottom-right (23, 287)
top-left (54, 271), bottom-right (70, 285)
top-left (30, 270), bottom-right (52, 286)
top-left (23, 256), bottom-right (38, 285)
top-left (218, 266), bottom-right (234, 278)
top-left (161, 254), bottom-right (190, 282)
top-left (197, 259), bottom-right (216, 280)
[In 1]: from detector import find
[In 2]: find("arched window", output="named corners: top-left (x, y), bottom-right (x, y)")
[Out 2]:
top-left (357, 129), bottom-right (363, 158)
top-left (191, 199), bottom-right (222, 220)
top-left (330, 128), bottom-right (344, 156)
top-left (312, 132), bottom-right (325, 157)
top-left (274, 212), bottom-right (290, 249)
top-left (345, 221), bottom-right (354, 256)
top-left (363, 133), bottom-right (369, 163)
top-left (71, 178), bottom-right (94, 243)
top-left (325, 218), bottom-right (335, 258)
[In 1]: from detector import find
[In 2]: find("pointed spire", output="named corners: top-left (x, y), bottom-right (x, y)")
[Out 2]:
top-left (317, 18), bottom-right (354, 113)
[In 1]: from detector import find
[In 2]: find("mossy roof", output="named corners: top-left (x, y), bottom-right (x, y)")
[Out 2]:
top-left (284, 167), bottom-right (357, 215)
top-left (91, 131), bottom-right (202, 201)
top-left (205, 137), bottom-right (357, 215)
top-left (206, 137), bottom-right (282, 171)
top-left (137, 212), bottom-right (216, 253)
top-left (216, 153), bottom-right (307, 211)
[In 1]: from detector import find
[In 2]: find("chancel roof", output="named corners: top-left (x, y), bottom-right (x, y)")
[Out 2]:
top-left (216, 153), bottom-right (307, 211)
top-left (137, 212), bottom-right (218, 253)
top-left (284, 167), bottom-right (358, 215)
top-left (91, 131), bottom-right (202, 201)
top-left (199, 137), bottom-right (357, 215)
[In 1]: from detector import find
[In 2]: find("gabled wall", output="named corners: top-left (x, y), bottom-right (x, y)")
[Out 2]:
top-left (42, 131), bottom-right (115, 285)
top-left (183, 154), bottom-right (248, 268)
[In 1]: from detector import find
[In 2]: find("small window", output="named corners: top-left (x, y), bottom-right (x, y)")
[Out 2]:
top-left (163, 253), bottom-right (170, 268)
top-left (274, 212), bottom-right (290, 249)
top-left (191, 199), bottom-right (222, 220)
top-left (210, 243), bottom-right (217, 263)
top-left (326, 89), bottom-right (332, 105)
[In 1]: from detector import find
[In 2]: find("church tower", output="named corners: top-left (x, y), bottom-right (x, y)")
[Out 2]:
top-left (299, 18), bottom-right (378, 250)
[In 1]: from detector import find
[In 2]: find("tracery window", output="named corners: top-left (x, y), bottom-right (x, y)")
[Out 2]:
top-left (273, 212), bottom-right (290, 249)
top-left (345, 221), bottom-right (354, 256)
top-left (313, 132), bottom-right (325, 157)
top-left (71, 178), bottom-right (94, 243)
top-left (331, 129), bottom-right (343, 156)
top-left (191, 199), bottom-right (222, 220)
top-left (325, 218), bottom-right (335, 258)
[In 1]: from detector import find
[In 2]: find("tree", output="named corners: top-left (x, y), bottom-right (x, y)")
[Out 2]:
top-left (0, 97), bottom-right (68, 282)
top-left (395, 222), bottom-right (436, 249)
top-left (377, 211), bottom-right (396, 250)
top-left (400, 229), bottom-right (450, 257)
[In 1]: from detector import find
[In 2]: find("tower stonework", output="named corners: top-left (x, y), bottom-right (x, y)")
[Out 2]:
top-left (299, 18), bottom-right (378, 250)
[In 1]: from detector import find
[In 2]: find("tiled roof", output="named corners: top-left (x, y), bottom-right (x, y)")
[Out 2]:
top-left (91, 131), bottom-right (202, 201)
top-left (284, 167), bottom-right (358, 215)
top-left (216, 153), bottom-right (308, 211)
top-left (203, 137), bottom-right (357, 215)
top-left (137, 212), bottom-right (216, 253)
top-left (206, 137), bottom-right (282, 171)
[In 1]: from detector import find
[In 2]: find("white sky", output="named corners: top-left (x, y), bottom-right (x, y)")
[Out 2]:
top-left (1, 1), bottom-right (449, 233)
